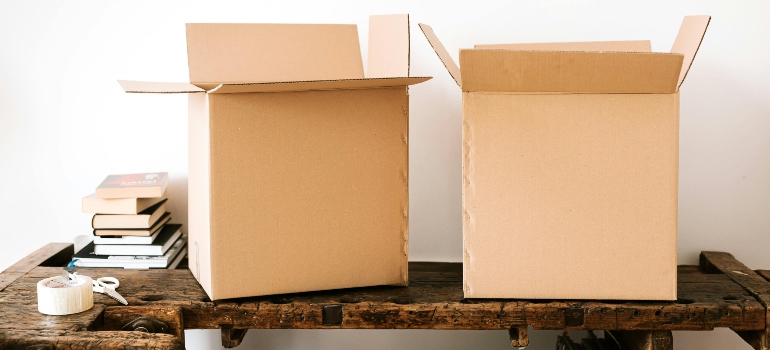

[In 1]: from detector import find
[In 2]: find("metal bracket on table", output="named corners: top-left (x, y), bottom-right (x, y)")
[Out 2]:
top-left (322, 304), bottom-right (343, 326)
top-left (120, 317), bottom-right (170, 334)
top-left (565, 308), bottom-right (585, 327)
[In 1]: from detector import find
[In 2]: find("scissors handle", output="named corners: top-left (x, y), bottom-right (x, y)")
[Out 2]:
top-left (97, 277), bottom-right (119, 289)
top-left (91, 278), bottom-right (129, 306)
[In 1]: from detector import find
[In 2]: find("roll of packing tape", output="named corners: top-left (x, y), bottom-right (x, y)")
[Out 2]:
top-left (37, 275), bottom-right (94, 315)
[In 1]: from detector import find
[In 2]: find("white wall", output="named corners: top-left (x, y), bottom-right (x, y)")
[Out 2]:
top-left (1, 1), bottom-right (767, 349)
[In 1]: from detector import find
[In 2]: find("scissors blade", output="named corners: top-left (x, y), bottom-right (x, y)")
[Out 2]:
top-left (102, 287), bottom-right (129, 305)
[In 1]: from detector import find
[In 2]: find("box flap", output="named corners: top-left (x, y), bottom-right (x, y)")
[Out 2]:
top-left (367, 14), bottom-right (410, 78)
top-left (670, 15), bottom-right (711, 89)
top-left (460, 50), bottom-right (683, 93)
top-left (418, 23), bottom-right (461, 86)
top-left (186, 23), bottom-right (365, 84)
top-left (207, 77), bottom-right (430, 94)
top-left (475, 40), bottom-right (652, 52)
top-left (118, 80), bottom-right (205, 94)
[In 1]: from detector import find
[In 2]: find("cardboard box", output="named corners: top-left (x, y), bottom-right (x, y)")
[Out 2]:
top-left (420, 16), bottom-right (710, 300)
top-left (119, 15), bottom-right (430, 300)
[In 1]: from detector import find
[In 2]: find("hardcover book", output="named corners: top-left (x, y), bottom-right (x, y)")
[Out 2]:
top-left (93, 225), bottom-right (165, 245)
top-left (95, 172), bottom-right (169, 199)
top-left (91, 199), bottom-right (168, 229)
top-left (94, 224), bottom-right (183, 256)
top-left (166, 246), bottom-right (188, 270)
top-left (74, 234), bottom-right (187, 269)
top-left (82, 193), bottom-right (168, 214)
top-left (93, 213), bottom-right (170, 237)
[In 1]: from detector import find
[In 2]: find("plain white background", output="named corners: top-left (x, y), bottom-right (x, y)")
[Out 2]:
top-left (1, 1), bottom-right (768, 349)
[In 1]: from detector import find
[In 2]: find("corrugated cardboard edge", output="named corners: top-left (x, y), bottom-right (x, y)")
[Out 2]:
top-left (475, 40), bottom-right (652, 52)
top-left (671, 15), bottom-right (711, 88)
top-left (459, 50), bottom-right (682, 93)
top-left (118, 80), bottom-right (204, 93)
top-left (187, 93), bottom-right (214, 299)
top-left (368, 14), bottom-right (410, 78)
top-left (461, 91), bottom-right (472, 297)
top-left (673, 91), bottom-right (681, 301)
top-left (117, 77), bottom-right (430, 94)
top-left (407, 15), bottom-right (411, 77)
top-left (402, 89), bottom-right (410, 286)
top-left (420, 15), bottom-right (710, 91)
top-left (418, 23), bottom-right (461, 87)
top-left (206, 77), bottom-right (430, 94)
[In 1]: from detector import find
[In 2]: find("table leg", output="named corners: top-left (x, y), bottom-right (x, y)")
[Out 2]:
top-left (221, 327), bottom-right (248, 348)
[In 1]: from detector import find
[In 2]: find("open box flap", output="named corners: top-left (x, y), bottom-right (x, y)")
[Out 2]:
top-left (670, 15), bottom-right (711, 88)
top-left (460, 50), bottom-right (683, 93)
top-left (368, 14), bottom-right (410, 78)
top-left (185, 23), bottom-right (365, 84)
top-left (118, 80), bottom-right (205, 93)
top-left (475, 40), bottom-right (652, 52)
top-left (418, 23), bottom-right (461, 86)
top-left (207, 77), bottom-right (430, 94)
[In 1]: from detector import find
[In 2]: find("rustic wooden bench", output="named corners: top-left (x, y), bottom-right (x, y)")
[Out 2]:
top-left (1, 243), bottom-right (769, 350)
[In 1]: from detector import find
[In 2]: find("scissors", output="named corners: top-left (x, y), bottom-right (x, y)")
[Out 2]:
top-left (92, 276), bottom-right (128, 305)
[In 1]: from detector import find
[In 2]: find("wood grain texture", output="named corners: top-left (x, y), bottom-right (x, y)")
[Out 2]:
top-left (101, 306), bottom-right (185, 341)
top-left (0, 302), bottom-right (106, 332)
top-left (701, 252), bottom-right (770, 306)
top-left (0, 249), bottom-right (767, 350)
top-left (701, 251), bottom-right (770, 350)
top-left (757, 270), bottom-right (770, 283)
top-left (0, 243), bottom-right (72, 291)
top-left (3, 262), bottom-right (761, 332)
top-left (0, 329), bottom-right (183, 350)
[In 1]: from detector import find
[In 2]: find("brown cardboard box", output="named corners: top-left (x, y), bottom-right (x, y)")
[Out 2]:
top-left (119, 15), bottom-right (430, 300)
top-left (421, 16), bottom-right (710, 300)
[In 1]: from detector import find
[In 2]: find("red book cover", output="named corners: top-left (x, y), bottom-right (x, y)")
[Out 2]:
top-left (95, 172), bottom-right (169, 198)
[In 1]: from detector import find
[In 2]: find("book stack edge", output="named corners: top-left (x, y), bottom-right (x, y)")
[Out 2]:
top-left (73, 172), bottom-right (186, 269)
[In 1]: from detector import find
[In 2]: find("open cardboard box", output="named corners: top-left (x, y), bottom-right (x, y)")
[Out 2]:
top-left (119, 14), bottom-right (430, 300)
top-left (420, 16), bottom-right (710, 300)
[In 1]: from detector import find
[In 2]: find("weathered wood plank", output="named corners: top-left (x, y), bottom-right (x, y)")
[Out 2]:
top-left (0, 267), bottom-right (209, 307)
top-left (1, 253), bottom-right (766, 348)
top-left (701, 251), bottom-right (770, 350)
top-left (0, 329), bottom-right (183, 350)
top-left (701, 252), bottom-right (770, 306)
top-left (3, 263), bottom-right (764, 332)
top-left (0, 243), bottom-right (72, 292)
top-left (0, 303), bottom-right (106, 331)
top-left (39, 244), bottom-right (76, 268)
top-left (679, 273), bottom-right (732, 283)
top-left (101, 306), bottom-right (185, 342)
top-left (758, 270), bottom-right (770, 284)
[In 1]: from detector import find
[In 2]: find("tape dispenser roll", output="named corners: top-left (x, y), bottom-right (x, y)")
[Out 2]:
top-left (37, 274), bottom-right (94, 315)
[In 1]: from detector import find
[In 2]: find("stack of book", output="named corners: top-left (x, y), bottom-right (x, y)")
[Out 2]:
top-left (73, 172), bottom-right (187, 269)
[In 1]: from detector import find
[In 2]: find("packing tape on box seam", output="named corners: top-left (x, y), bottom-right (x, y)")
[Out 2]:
top-left (37, 275), bottom-right (94, 315)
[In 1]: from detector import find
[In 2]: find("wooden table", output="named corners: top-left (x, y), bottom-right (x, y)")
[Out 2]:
top-left (2, 244), bottom-right (770, 350)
